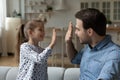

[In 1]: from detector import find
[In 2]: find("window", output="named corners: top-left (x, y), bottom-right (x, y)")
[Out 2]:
top-left (113, 1), bottom-right (120, 21)
top-left (81, 2), bottom-right (88, 9)
top-left (80, 0), bottom-right (120, 22)
top-left (102, 1), bottom-right (111, 20)
top-left (91, 2), bottom-right (99, 9)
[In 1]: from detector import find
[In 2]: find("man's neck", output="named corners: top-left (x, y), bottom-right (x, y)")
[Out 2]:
top-left (90, 35), bottom-right (105, 48)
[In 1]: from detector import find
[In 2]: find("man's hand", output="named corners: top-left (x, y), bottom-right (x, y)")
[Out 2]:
top-left (65, 22), bottom-right (77, 60)
top-left (65, 21), bottom-right (73, 43)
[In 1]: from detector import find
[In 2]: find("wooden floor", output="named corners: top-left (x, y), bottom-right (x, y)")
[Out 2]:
top-left (0, 56), bottom-right (18, 67)
top-left (0, 55), bottom-right (78, 68)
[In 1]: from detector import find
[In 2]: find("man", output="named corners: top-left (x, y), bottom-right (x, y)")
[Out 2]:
top-left (65, 8), bottom-right (120, 80)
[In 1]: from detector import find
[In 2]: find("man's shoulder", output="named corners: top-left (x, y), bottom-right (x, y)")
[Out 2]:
top-left (105, 43), bottom-right (120, 60)
top-left (109, 43), bottom-right (120, 51)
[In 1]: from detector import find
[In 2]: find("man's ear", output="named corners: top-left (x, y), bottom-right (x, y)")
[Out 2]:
top-left (87, 28), bottom-right (93, 36)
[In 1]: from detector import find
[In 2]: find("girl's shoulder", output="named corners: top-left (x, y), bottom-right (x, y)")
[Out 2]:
top-left (21, 42), bottom-right (29, 47)
top-left (20, 42), bottom-right (31, 49)
top-left (21, 42), bottom-right (45, 51)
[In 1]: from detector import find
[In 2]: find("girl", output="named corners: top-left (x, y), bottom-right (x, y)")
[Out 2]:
top-left (16, 20), bottom-right (56, 80)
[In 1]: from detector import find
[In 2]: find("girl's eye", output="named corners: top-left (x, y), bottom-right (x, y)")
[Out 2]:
top-left (39, 29), bottom-right (42, 31)
top-left (39, 29), bottom-right (44, 32)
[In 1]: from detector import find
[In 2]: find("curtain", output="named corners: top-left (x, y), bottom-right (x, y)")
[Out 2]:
top-left (0, 0), bottom-right (7, 56)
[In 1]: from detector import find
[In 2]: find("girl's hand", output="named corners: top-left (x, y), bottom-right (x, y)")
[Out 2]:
top-left (65, 21), bottom-right (73, 43)
top-left (49, 28), bottom-right (56, 49)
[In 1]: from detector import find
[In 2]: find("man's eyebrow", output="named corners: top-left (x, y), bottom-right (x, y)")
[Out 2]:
top-left (75, 25), bottom-right (80, 29)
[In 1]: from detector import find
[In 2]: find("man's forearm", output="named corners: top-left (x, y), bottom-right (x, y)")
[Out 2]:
top-left (66, 40), bottom-right (77, 61)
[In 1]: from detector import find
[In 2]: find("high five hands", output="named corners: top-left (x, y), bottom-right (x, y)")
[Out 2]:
top-left (49, 22), bottom-right (73, 49)
top-left (65, 21), bottom-right (73, 43)
top-left (49, 28), bottom-right (57, 49)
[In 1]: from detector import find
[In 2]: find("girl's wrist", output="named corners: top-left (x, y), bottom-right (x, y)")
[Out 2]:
top-left (48, 43), bottom-right (54, 49)
top-left (46, 46), bottom-right (52, 50)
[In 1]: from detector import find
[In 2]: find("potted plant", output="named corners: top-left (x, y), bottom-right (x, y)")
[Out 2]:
top-left (106, 20), bottom-right (112, 27)
top-left (46, 5), bottom-right (53, 12)
top-left (17, 13), bottom-right (21, 18)
top-left (46, 5), bottom-right (53, 18)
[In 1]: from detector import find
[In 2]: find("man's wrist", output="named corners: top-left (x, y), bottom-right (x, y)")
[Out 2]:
top-left (66, 39), bottom-right (72, 44)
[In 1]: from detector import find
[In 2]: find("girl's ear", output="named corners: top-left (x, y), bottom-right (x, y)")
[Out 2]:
top-left (27, 29), bottom-right (33, 36)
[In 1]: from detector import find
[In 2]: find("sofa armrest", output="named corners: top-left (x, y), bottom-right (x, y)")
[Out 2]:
top-left (63, 68), bottom-right (80, 80)
top-left (0, 66), bottom-right (18, 80)
top-left (0, 66), bottom-right (11, 80)
top-left (6, 67), bottom-right (18, 80)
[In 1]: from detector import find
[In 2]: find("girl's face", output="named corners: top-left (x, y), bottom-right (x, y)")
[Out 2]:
top-left (31, 23), bottom-right (45, 42)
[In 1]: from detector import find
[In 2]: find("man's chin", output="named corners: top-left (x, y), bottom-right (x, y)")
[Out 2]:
top-left (79, 41), bottom-right (84, 44)
top-left (39, 38), bottom-right (44, 42)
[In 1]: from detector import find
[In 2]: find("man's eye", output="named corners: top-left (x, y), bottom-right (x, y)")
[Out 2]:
top-left (76, 28), bottom-right (80, 31)
top-left (39, 29), bottom-right (42, 31)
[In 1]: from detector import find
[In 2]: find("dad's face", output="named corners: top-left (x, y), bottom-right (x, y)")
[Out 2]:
top-left (75, 19), bottom-right (90, 44)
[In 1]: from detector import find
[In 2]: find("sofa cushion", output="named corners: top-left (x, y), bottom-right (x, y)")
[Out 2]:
top-left (63, 68), bottom-right (80, 80)
top-left (0, 66), bottom-right (11, 80)
top-left (48, 67), bottom-right (65, 80)
top-left (0, 66), bottom-right (79, 80)
top-left (6, 67), bottom-right (18, 80)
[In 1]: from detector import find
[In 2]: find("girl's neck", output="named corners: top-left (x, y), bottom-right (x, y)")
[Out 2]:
top-left (28, 39), bottom-right (39, 47)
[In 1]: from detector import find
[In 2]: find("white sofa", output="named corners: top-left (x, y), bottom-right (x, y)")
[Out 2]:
top-left (0, 66), bottom-right (80, 80)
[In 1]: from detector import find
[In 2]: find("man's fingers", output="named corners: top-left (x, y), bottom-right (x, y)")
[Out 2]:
top-left (68, 21), bottom-right (73, 32)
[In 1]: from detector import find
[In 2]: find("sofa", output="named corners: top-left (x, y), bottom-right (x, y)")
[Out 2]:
top-left (0, 66), bottom-right (80, 80)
